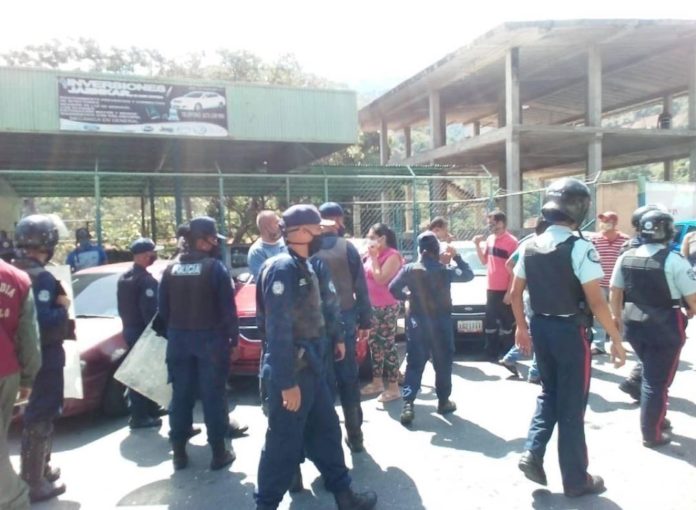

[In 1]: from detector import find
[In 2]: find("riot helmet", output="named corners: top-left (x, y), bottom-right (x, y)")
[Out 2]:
top-left (15, 214), bottom-right (60, 260)
top-left (630, 204), bottom-right (667, 230)
top-left (639, 210), bottom-right (675, 244)
top-left (541, 178), bottom-right (591, 226)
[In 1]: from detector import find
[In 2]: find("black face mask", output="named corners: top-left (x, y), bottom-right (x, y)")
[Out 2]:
top-left (210, 244), bottom-right (222, 260)
top-left (147, 254), bottom-right (157, 266)
top-left (308, 235), bottom-right (323, 256)
top-left (337, 226), bottom-right (346, 237)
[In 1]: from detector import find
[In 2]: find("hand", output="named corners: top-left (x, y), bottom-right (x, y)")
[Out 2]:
top-left (609, 336), bottom-right (627, 369)
top-left (515, 326), bottom-right (532, 356)
top-left (16, 386), bottom-right (31, 404)
top-left (367, 244), bottom-right (379, 259)
top-left (472, 234), bottom-right (485, 245)
top-left (439, 253), bottom-right (453, 265)
top-left (56, 295), bottom-right (71, 309)
top-left (503, 291), bottom-right (512, 305)
top-left (357, 329), bottom-right (370, 342)
top-left (281, 385), bottom-right (301, 412)
top-left (334, 342), bottom-right (346, 361)
top-left (687, 308), bottom-right (695, 319)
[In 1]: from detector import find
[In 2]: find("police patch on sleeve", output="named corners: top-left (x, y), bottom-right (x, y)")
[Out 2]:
top-left (587, 249), bottom-right (601, 264)
top-left (328, 281), bottom-right (337, 293)
top-left (145, 288), bottom-right (155, 298)
top-left (37, 290), bottom-right (51, 302)
top-left (272, 281), bottom-right (285, 296)
top-left (687, 268), bottom-right (696, 281)
top-left (455, 268), bottom-right (463, 276)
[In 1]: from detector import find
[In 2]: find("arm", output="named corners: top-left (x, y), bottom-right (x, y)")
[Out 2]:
top-left (681, 233), bottom-right (691, 258)
top-left (510, 276), bottom-right (532, 355)
top-left (263, 265), bottom-right (298, 391)
top-left (609, 286), bottom-right (624, 335)
top-left (66, 251), bottom-right (76, 272)
top-left (138, 276), bottom-right (159, 325)
top-left (449, 253), bottom-right (474, 282)
top-left (16, 289), bottom-right (41, 387)
top-left (583, 279), bottom-right (626, 367)
top-left (370, 252), bottom-right (401, 286)
top-left (213, 261), bottom-right (238, 346)
top-left (684, 293), bottom-right (696, 315)
top-left (157, 272), bottom-right (170, 325)
top-left (473, 236), bottom-right (488, 265)
top-left (388, 267), bottom-right (410, 301)
top-left (347, 243), bottom-right (372, 330)
top-left (34, 272), bottom-right (68, 328)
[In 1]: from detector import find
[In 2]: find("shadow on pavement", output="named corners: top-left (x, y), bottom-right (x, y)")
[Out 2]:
top-left (587, 392), bottom-right (637, 414)
top-left (451, 363), bottom-right (502, 382)
top-left (531, 489), bottom-right (623, 509)
top-left (669, 396), bottom-right (696, 418)
top-left (119, 428), bottom-right (174, 467)
top-left (653, 433), bottom-right (696, 468)
top-left (116, 468), bottom-right (253, 509)
top-left (31, 501), bottom-right (81, 510)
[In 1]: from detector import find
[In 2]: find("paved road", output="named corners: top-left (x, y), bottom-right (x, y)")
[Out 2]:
top-left (8, 332), bottom-right (696, 510)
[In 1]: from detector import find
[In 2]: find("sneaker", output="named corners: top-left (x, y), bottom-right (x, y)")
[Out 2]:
top-left (619, 379), bottom-right (641, 401)
top-left (643, 432), bottom-right (672, 448)
top-left (518, 451), bottom-right (547, 486)
top-left (437, 400), bottom-right (457, 415)
top-left (564, 474), bottom-right (605, 497)
top-left (499, 359), bottom-right (520, 377)
top-left (400, 401), bottom-right (415, 425)
top-left (527, 374), bottom-right (541, 385)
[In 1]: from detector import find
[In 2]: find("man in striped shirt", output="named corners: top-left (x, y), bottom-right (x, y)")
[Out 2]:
top-left (590, 211), bottom-right (629, 354)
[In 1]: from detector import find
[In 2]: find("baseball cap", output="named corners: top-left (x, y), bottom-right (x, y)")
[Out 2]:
top-left (189, 216), bottom-right (226, 241)
top-left (130, 237), bottom-right (161, 255)
top-left (282, 204), bottom-right (335, 230)
top-left (319, 202), bottom-right (344, 218)
top-left (417, 231), bottom-right (440, 255)
top-left (598, 211), bottom-right (618, 222)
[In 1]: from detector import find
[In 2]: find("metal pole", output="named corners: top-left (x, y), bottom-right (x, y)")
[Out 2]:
top-left (407, 166), bottom-right (418, 260)
top-left (140, 194), bottom-right (146, 236)
top-left (173, 142), bottom-right (183, 226)
top-left (215, 163), bottom-right (227, 235)
top-left (286, 176), bottom-right (291, 205)
top-left (149, 179), bottom-right (157, 242)
top-left (94, 159), bottom-right (102, 246)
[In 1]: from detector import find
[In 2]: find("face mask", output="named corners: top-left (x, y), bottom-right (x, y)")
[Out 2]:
top-left (308, 235), bottom-right (323, 256)
top-left (79, 240), bottom-right (91, 249)
top-left (337, 226), bottom-right (346, 237)
top-left (147, 254), bottom-right (157, 266)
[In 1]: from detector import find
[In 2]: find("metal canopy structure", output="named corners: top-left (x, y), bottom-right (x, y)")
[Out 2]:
top-left (359, 19), bottom-right (696, 229)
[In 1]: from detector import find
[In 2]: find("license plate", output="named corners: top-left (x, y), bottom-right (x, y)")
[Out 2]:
top-left (457, 320), bottom-right (483, 333)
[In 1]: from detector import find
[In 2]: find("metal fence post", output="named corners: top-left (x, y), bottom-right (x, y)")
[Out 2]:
top-left (215, 163), bottom-right (227, 235)
top-left (94, 158), bottom-right (102, 245)
top-left (149, 178), bottom-right (157, 242)
top-left (286, 176), bottom-right (291, 205)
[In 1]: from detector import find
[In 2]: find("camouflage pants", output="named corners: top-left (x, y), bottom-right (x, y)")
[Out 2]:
top-left (368, 304), bottom-right (400, 383)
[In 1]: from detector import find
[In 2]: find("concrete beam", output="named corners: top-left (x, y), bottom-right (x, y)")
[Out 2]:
top-left (379, 119), bottom-right (390, 166)
top-left (473, 121), bottom-right (481, 136)
top-left (429, 91), bottom-right (446, 149)
top-left (505, 47), bottom-right (522, 230)
top-left (404, 126), bottom-right (412, 158)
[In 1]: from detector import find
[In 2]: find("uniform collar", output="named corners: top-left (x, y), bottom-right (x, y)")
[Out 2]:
top-left (547, 224), bottom-right (573, 234)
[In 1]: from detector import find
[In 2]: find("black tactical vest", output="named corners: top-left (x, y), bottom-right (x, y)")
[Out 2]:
top-left (291, 260), bottom-right (325, 341)
top-left (13, 258), bottom-right (68, 346)
top-left (525, 237), bottom-right (585, 317)
top-left (621, 247), bottom-right (677, 309)
top-left (405, 262), bottom-right (452, 316)
top-left (163, 253), bottom-right (220, 330)
top-left (314, 237), bottom-right (355, 311)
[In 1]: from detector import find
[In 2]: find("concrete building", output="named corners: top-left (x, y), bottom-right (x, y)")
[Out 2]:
top-left (359, 20), bottom-right (696, 229)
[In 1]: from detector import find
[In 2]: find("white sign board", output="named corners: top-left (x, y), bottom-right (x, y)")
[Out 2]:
top-left (644, 182), bottom-right (696, 222)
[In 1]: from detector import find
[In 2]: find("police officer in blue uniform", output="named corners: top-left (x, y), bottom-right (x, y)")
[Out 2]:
top-left (158, 217), bottom-right (237, 471)
top-left (510, 178), bottom-right (627, 498)
top-left (609, 210), bottom-right (696, 448)
top-left (389, 231), bottom-right (474, 426)
top-left (13, 215), bottom-right (70, 502)
top-left (117, 237), bottom-right (163, 429)
top-left (255, 204), bottom-right (377, 510)
top-left (313, 202), bottom-right (372, 452)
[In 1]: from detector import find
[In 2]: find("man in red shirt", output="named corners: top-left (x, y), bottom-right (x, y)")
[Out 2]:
top-left (590, 211), bottom-right (629, 354)
top-left (473, 211), bottom-right (519, 361)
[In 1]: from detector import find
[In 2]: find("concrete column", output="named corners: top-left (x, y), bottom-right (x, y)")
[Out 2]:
top-left (689, 44), bottom-right (696, 181)
top-left (664, 160), bottom-right (674, 181)
top-left (379, 119), bottom-right (390, 165)
top-left (473, 121), bottom-right (481, 136)
top-left (586, 45), bottom-right (603, 185)
top-left (404, 126), bottom-right (412, 158)
top-left (504, 47), bottom-right (522, 230)
top-left (429, 91), bottom-right (446, 149)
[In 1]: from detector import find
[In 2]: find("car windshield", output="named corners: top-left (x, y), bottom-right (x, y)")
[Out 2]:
top-left (185, 92), bottom-right (203, 98)
top-left (73, 272), bottom-right (121, 318)
top-left (455, 246), bottom-right (487, 276)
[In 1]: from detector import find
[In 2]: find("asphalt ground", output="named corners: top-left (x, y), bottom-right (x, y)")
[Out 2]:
top-left (8, 332), bottom-right (696, 510)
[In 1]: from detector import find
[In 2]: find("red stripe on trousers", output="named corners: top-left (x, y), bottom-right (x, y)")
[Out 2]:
top-left (655, 311), bottom-right (687, 436)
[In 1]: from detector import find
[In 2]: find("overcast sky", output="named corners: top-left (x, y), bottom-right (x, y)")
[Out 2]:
top-left (2, 0), bottom-right (694, 92)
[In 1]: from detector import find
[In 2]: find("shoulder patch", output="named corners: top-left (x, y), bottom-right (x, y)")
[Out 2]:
top-left (687, 268), bottom-right (696, 281)
top-left (328, 281), bottom-right (337, 293)
top-left (37, 289), bottom-right (51, 302)
top-left (272, 281), bottom-right (285, 296)
top-left (587, 249), bottom-right (601, 264)
top-left (145, 288), bottom-right (155, 298)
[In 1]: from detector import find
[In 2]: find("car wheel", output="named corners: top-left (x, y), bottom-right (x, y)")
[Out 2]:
top-left (101, 375), bottom-right (129, 418)
top-left (194, 103), bottom-right (202, 111)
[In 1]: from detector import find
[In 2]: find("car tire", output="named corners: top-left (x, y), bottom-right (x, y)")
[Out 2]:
top-left (101, 375), bottom-right (129, 418)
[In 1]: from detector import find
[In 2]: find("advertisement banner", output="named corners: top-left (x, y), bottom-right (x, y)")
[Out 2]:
top-left (58, 76), bottom-right (228, 137)
top-left (644, 182), bottom-right (696, 222)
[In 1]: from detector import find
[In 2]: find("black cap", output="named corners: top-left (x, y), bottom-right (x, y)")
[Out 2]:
top-left (129, 237), bottom-right (160, 255)
top-left (319, 202), bottom-right (344, 218)
top-left (189, 216), bottom-right (225, 241)
top-left (282, 204), bottom-right (335, 230)
top-left (417, 230), bottom-right (440, 255)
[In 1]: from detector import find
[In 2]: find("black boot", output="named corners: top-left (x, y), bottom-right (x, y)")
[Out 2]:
top-left (44, 433), bottom-right (61, 483)
top-left (334, 488), bottom-right (377, 510)
top-left (343, 405), bottom-right (365, 453)
top-left (172, 441), bottom-right (188, 471)
top-left (400, 401), bottom-right (415, 425)
top-left (289, 465), bottom-right (304, 493)
top-left (210, 440), bottom-right (235, 470)
top-left (20, 422), bottom-right (66, 503)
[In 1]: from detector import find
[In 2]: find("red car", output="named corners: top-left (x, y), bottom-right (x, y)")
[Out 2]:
top-left (44, 260), bottom-right (261, 418)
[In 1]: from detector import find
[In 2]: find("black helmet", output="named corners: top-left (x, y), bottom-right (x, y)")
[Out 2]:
top-left (541, 178), bottom-right (591, 226)
top-left (630, 204), bottom-right (667, 230)
top-left (15, 215), bottom-right (60, 251)
top-left (639, 210), bottom-right (674, 243)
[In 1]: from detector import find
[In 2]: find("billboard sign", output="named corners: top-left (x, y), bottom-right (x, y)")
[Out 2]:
top-left (644, 182), bottom-right (696, 221)
top-left (58, 76), bottom-right (228, 137)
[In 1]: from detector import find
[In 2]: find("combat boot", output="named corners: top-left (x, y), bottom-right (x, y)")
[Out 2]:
top-left (21, 423), bottom-right (66, 503)
top-left (210, 440), bottom-right (235, 470)
top-left (400, 401), bottom-right (415, 425)
top-left (343, 405), bottom-right (365, 453)
top-left (172, 441), bottom-right (188, 470)
top-left (334, 488), bottom-right (377, 510)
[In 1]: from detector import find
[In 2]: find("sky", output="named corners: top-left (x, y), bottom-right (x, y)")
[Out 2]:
top-left (2, 0), bottom-right (695, 93)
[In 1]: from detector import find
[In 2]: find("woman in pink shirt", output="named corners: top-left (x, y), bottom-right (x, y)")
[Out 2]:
top-left (361, 223), bottom-right (403, 402)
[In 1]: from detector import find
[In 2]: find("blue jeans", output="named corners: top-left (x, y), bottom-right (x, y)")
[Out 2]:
top-left (591, 287), bottom-right (609, 350)
top-left (501, 345), bottom-right (539, 379)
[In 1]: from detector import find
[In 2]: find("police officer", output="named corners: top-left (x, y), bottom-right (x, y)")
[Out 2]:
top-left (13, 215), bottom-right (71, 502)
top-left (510, 178), bottom-right (626, 498)
top-left (389, 231), bottom-right (474, 426)
top-left (0, 256), bottom-right (41, 510)
top-left (617, 204), bottom-right (668, 402)
top-left (255, 204), bottom-right (377, 510)
top-left (117, 237), bottom-right (163, 429)
top-left (609, 210), bottom-right (696, 448)
top-left (158, 217), bottom-right (237, 471)
top-left (313, 202), bottom-right (371, 452)
top-left (65, 227), bottom-right (107, 272)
